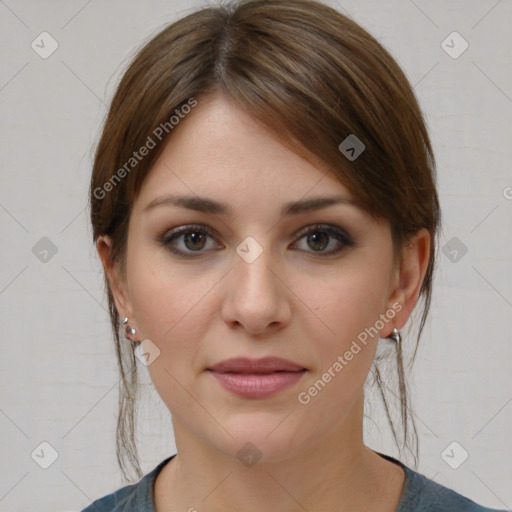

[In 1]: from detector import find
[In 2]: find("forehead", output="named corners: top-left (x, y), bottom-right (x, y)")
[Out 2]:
top-left (134, 94), bottom-right (358, 215)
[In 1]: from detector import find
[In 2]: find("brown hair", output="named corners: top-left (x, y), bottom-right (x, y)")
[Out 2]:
top-left (89, 0), bottom-right (441, 481)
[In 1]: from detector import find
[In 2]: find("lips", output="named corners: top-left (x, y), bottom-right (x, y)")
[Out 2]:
top-left (207, 356), bottom-right (306, 374)
top-left (206, 357), bottom-right (307, 399)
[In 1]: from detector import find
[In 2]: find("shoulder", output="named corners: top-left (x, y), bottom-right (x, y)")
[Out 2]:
top-left (398, 464), bottom-right (507, 512)
top-left (80, 481), bottom-right (138, 512)
top-left (80, 455), bottom-right (175, 512)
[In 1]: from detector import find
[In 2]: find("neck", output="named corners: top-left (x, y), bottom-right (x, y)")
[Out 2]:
top-left (154, 392), bottom-right (405, 512)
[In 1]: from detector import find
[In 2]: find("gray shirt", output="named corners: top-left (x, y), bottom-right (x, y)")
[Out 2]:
top-left (81, 452), bottom-right (507, 511)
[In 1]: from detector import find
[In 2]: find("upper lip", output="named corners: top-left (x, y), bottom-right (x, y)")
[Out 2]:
top-left (207, 357), bottom-right (307, 374)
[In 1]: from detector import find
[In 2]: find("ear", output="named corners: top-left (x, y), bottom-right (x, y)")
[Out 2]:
top-left (380, 228), bottom-right (431, 337)
top-left (96, 235), bottom-right (135, 322)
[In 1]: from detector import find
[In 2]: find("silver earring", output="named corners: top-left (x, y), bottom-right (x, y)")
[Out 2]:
top-left (122, 317), bottom-right (137, 342)
top-left (390, 327), bottom-right (402, 344)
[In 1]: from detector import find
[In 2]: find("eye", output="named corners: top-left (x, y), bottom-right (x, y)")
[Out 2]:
top-left (291, 224), bottom-right (355, 257)
top-left (158, 223), bottom-right (355, 258)
top-left (158, 224), bottom-right (220, 257)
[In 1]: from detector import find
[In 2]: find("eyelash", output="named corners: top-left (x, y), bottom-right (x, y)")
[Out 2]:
top-left (157, 223), bottom-right (355, 258)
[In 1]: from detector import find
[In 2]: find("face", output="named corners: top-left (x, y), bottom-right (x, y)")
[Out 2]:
top-left (99, 92), bottom-right (426, 464)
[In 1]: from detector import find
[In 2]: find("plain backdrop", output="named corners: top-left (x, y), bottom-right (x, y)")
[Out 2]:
top-left (0, 0), bottom-right (511, 510)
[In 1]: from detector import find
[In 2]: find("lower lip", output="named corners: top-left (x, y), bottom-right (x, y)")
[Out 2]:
top-left (207, 370), bottom-right (306, 398)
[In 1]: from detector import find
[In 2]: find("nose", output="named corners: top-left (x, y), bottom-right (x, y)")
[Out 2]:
top-left (221, 245), bottom-right (292, 337)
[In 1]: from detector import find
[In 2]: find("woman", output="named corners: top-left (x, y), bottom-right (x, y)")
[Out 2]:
top-left (83, 0), bottom-right (505, 510)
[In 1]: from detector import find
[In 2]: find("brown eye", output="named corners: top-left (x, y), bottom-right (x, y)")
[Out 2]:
top-left (182, 231), bottom-right (208, 251)
top-left (158, 223), bottom-right (355, 259)
top-left (306, 231), bottom-right (330, 252)
top-left (292, 224), bottom-right (355, 257)
top-left (159, 224), bottom-right (220, 257)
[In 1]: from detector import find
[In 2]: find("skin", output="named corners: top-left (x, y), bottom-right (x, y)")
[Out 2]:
top-left (97, 92), bottom-right (431, 512)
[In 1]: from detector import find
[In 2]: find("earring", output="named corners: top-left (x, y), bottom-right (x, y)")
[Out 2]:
top-left (390, 326), bottom-right (402, 345)
top-left (122, 317), bottom-right (138, 342)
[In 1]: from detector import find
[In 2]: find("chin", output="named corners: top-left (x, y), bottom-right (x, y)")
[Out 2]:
top-left (210, 415), bottom-right (308, 466)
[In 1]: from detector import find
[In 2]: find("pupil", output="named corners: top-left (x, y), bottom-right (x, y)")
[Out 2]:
top-left (309, 232), bottom-right (328, 251)
top-left (186, 232), bottom-right (205, 250)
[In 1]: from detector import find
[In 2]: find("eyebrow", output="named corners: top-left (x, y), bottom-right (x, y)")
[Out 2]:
top-left (142, 193), bottom-right (363, 217)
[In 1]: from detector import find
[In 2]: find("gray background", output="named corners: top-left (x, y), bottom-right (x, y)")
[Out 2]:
top-left (0, 0), bottom-right (511, 510)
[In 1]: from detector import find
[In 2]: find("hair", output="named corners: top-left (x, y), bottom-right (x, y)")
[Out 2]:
top-left (89, 0), bottom-right (441, 481)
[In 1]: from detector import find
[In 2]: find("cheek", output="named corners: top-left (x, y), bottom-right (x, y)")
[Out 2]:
top-left (126, 249), bottom-right (219, 381)
top-left (311, 263), bottom-right (389, 345)
top-left (126, 239), bottom-right (209, 339)
top-left (298, 259), bottom-right (390, 396)
top-left (128, 262), bottom-right (214, 410)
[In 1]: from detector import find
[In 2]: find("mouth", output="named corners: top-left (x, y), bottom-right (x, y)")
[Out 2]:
top-left (206, 357), bottom-right (307, 398)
